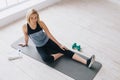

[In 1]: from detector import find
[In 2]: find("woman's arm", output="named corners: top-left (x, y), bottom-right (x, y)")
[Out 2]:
top-left (39, 21), bottom-right (62, 47)
top-left (19, 24), bottom-right (29, 47)
top-left (39, 21), bottom-right (68, 50)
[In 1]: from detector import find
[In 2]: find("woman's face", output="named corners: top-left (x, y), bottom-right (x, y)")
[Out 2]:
top-left (29, 13), bottom-right (38, 24)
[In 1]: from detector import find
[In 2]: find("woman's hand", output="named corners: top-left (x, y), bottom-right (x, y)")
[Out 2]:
top-left (59, 45), bottom-right (68, 51)
top-left (18, 43), bottom-right (28, 47)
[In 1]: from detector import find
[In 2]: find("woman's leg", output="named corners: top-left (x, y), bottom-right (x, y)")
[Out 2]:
top-left (36, 47), bottom-right (55, 63)
top-left (72, 53), bottom-right (95, 68)
top-left (46, 39), bottom-right (95, 68)
top-left (72, 53), bottom-right (87, 64)
top-left (52, 53), bottom-right (64, 61)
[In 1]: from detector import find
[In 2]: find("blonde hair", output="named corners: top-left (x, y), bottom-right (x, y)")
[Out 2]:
top-left (26, 9), bottom-right (40, 23)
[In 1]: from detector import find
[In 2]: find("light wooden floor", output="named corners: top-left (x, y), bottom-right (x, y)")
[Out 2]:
top-left (0, 0), bottom-right (120, 80)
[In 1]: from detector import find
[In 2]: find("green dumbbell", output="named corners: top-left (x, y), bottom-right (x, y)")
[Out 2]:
top-left (72, 43), bottom-right (81, 51)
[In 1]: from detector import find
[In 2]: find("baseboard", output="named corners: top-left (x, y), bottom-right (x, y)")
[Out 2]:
top-left (0, 0), bottom-right (61, 27)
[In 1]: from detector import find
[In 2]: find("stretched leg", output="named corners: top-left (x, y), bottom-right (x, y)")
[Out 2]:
top-left (45, 39), bottom-right (95, 68)
top-left (72, 53), bottom-right (95, 68)
top-left (52, 52), bottom-right (87, 65)
top-left (72, 53), bottom-right (87, 64)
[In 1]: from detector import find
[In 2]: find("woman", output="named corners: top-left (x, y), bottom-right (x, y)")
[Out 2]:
top-left (19, 9), bottom-right (95, 68)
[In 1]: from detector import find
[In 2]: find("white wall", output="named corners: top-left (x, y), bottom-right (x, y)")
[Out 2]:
top-left (0, 0), bottom-right (61, 27)
top-left (108, 0), bottom-right (120, 4)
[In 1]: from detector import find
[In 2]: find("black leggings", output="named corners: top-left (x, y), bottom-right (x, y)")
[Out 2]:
top-left (36, 39), bottom-right (75, 63)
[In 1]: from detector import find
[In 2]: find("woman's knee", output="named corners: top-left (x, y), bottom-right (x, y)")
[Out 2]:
top-left (42, 56), bottom-right (54, 63)
top-left (64, 50), bottom-right (75, 58)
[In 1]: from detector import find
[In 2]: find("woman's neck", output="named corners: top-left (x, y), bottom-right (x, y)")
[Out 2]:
top-left (29, 22), bottom-right (37, 29)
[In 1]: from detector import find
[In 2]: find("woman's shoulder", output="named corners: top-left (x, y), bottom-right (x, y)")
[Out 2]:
top-left (22, 23), bottom-right (28, 32)
top-left (38, 20), bottom-right (45, 25)
top-left (38, 20), bottom-right (46, 28)
top-left (22, 23), bottom-right (28, 29)
top-left (23, 23), bottom-right (27, 27)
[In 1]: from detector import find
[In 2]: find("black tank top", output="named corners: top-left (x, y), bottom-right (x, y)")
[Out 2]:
top-left (27, 22), bottom-right (49, 47)
top-left (27, 22), bottom-right (42, 35)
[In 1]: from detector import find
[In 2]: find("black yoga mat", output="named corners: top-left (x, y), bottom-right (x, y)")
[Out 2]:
top-left (11, 37), bottom-right (102, 80)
